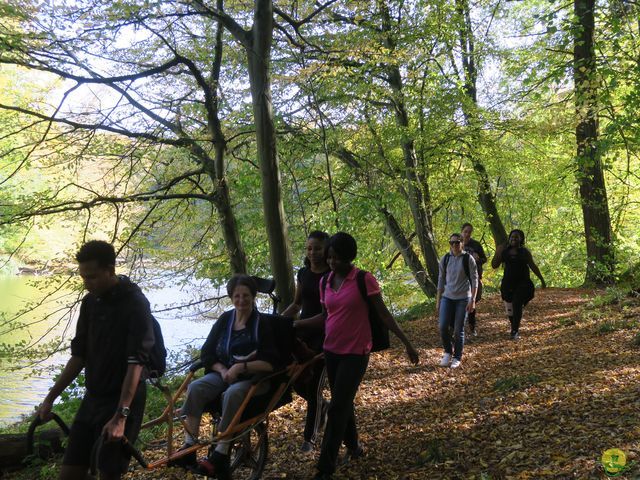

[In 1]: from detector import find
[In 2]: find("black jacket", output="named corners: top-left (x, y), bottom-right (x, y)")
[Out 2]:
top-left (71, 276), bottom-right (155, 397)
top-left (200, 309), bottom-right (280, 373)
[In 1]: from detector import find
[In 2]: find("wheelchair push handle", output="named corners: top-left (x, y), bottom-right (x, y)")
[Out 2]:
top-left (89, 434), bottom-right (148, 475)
top-left (189, 358), bottom-right (205, 372)
top-left (26, 412), bottom-right (70, 456)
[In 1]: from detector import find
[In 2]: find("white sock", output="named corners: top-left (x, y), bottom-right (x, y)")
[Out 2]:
top-left (504, 302), bottom-right (513, 316)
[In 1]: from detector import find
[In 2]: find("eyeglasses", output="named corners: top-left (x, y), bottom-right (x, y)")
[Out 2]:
top-left (449, 240), bottom-right (461, 245)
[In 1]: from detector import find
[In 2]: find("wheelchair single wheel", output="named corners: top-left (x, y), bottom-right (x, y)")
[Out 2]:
top-left (229, 422), bottom-right (268, 480)
top-left (313, 365), bottom-right (330, 446)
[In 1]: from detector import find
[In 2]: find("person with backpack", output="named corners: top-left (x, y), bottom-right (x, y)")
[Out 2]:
top-left (37, 240), bottom-right (156, 480)
top-left (295, 232), bottom-right (419, 480)
top-left (281, 230), bottom-right (330, 453)
top-left (174, 274), bottom-right (279, 479)
top-left (461, 223), bottom-right (487, 337)
top-left (436, 233), bottom-right (479, 369)
top-left (491, 229), bottom-right (546, 340)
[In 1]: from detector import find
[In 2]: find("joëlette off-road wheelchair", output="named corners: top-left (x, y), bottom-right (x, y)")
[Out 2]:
top-left (28, 276), bottom-right (323, 479)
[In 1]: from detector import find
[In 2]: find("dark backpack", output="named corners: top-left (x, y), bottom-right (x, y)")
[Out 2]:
top-left (321, 270), bottom-right (390, 353)
top-left (146, 315), bottom-right (167, 378)
top-left (443, 252), bottom-right (470, 283)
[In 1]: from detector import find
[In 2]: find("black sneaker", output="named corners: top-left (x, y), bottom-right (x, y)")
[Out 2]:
top-left (197, 452), bottom-right (231, 479)
top-left (342, 443), bottom-right (364, 465)
top-left (168, 445), bottom-right (198, 469)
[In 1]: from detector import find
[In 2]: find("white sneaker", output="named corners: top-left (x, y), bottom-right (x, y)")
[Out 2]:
top-left (439, 353), bottom-right (452, 367)
top-left (450, 359), bottom-right (461, 369)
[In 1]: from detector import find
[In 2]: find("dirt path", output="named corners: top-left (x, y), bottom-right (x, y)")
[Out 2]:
top-left (129, 288), bottom-right (639, 479)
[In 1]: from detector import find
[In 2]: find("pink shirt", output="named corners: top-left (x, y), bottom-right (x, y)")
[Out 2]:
top-left (319, 267), bottom-right (381, 355)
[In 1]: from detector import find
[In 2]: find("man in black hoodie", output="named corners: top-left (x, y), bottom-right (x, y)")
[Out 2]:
top-left (38, 240), bottom-right (155, 480)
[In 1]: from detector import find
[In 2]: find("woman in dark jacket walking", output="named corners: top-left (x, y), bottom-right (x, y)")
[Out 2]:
top-left (491, 229), bottom-right (546, 340)
top-left (282, 230), bottom-right (330, 452)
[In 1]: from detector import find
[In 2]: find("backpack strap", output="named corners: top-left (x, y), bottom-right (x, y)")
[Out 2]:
top-left (443, 253), bottom-right (451, 280)
top-left (462, 253), bottom-right (470, 281)
top-left (356, 269), bottom-right (369, 305)
top-left (443, 252), bottom-right (470, 284)
top-left (442, 253), bottom-right (451, 286)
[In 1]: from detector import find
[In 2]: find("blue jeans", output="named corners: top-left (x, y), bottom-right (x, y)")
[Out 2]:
top-left (439, 296), bottom-right (469, 360)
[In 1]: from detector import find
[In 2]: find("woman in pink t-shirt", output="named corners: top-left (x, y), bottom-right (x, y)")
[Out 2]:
top-left (297, 232), bottom-right (419, 480)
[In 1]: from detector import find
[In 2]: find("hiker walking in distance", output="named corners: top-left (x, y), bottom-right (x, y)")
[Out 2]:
top-left (460, 223), bottom-right (487, 337)
top-left (491, 229), bottom-right (546, 340)
top-left (436, 233), bottom-right (479, 369)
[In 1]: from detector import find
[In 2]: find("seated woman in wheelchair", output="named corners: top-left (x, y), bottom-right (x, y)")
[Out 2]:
top-left (175, 274), bottom-right (279, 478)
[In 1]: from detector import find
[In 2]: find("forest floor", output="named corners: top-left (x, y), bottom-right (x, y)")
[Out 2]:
top-left (126, 287), bottom-right (640, 480)
top-left (10, 287), bottom-right (640, 480)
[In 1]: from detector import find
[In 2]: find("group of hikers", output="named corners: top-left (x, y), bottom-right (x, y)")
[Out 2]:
top-left (437, 224), bottom-right (546, 369)
top-left (36, 225), bottom-right (545, 480)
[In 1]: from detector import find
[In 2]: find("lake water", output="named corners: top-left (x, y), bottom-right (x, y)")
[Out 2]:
top-left (0, 272), bottom-right (243, 426)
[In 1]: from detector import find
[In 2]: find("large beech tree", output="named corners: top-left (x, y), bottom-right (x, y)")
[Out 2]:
top-left (573, 0), bottom-right (615, 284)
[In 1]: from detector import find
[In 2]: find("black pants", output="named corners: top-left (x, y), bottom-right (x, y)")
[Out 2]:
top-left (509, 295), bottom-right (526, 334)
top-left (294, 359), bottom-right (326, 443)
top-left (317, 351), bottom-right (369, 475)
top-left (63, 383), bottom-right (146, 475)
top-left (503, 279), bottom-right (534, 334)
top-left (467, 279), bottom-right (482, 331)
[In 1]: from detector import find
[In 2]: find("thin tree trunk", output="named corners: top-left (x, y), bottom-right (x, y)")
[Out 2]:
top-left (208, 12), bottom-right (247, 274)
top-left (573, 0), bottom-right (615, 284)
top-left (379, 0), bottom-right (440, 286)
top-left (247, 0), bottom-right (294, 306)
top-left (379, 206), bottom-right (436, 296)
top-left (455, 0), bottom-right (508, 247)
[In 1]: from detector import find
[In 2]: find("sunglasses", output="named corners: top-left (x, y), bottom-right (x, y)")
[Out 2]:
top-left (449, 240), bottom-right (461, 245)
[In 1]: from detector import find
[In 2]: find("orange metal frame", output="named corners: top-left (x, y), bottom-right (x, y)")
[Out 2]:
top-left (138, 354), bottom-right (323, 470)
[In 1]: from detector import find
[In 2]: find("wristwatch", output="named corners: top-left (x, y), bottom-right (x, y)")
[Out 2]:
top-left (117, 406), bottom-right (130, 418)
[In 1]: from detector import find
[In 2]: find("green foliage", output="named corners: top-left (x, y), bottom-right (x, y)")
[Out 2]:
top-left (595, 317), bottom-right (637, 335)
top-left (0, 0), bottom-right (638, 392)
top-left (395, 300), bottom-right (435, 323)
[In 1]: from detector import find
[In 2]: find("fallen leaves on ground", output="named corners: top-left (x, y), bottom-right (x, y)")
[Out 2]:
top-left (109, 289), bottom-right (640, 478)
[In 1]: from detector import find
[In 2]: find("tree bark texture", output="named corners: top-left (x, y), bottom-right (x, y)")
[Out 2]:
top-left (207, 15), bottom-right (248, 274)
top-left (247, 0), bottom-right (295, 307)
top-left (573, 0), bottom-right (615, 284)
top-left (455, 0), bottom-right (508, 247)
top-left (379, 0), bottom-right (441, 288)
top-left (380, 207), bottom-right (437, 296)
top-left (0, 430), bottom-right (65, 469)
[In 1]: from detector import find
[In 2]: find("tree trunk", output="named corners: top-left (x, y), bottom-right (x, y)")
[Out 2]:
top-left (246, 0), bottom-right (295, 307)
top-left (455, 0), bottom-right (508, 247)
top-left (208, 14), bottom-right (247, 274)
top-left (573, 0), bottom-right (615, 284)
top-left (468, 153), bottom-right (508, 246)
top-left (379, 206), bottom-right (436, 296)
top-left (212, 167), bottom-right (247, 275)
top-left (0, 430), bottom-right (65, 469)
top-left (379, 0), bottom-right (441, 287)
